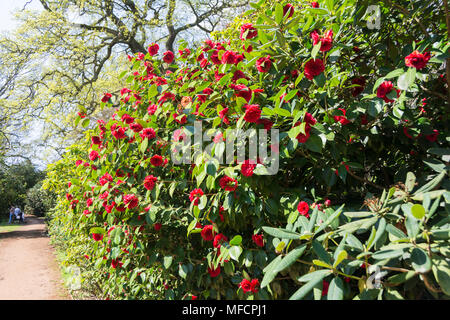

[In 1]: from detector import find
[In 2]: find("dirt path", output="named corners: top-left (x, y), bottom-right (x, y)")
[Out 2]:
top-left (0, 215), bottom-right (70, 300)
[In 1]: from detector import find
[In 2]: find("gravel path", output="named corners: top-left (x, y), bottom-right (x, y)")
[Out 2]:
top-left (0, 215), bottom-right (70, 300)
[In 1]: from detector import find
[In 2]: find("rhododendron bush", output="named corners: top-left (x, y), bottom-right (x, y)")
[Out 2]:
top-left (44, 0), bottom-right (450, 300)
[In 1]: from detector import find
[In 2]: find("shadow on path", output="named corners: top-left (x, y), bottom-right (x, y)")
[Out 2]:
top-left (0, 216), bottom-right (48, 240)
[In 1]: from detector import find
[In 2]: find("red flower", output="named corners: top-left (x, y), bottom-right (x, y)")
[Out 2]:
top-left (112, 127), bottom-right (126, 139)
top-left (241, 159), bottom-right (257, 177)
top-left (405, 50), bottom-right (431, 70)
top-left (333, 108), bottom-right (351, 125)
top-left (201, 225), bottom-right (215, 241)
top-left (297, 201), bottom-right (310, 218)
top-left (283, 4), bottom-right (294, 18)
top-left (207, 265), bottom-right (221, 277)
top-left (243, 104), bottom-right (262, 123)
top-left (240, 23), bottom-right (258, 40)
top-left (230, 84), bottom-right (252, 103)
top-left (150, 155), bottom-right (163, 166)
top-left (130, 123), bottom-right (143, 133)
top-left (101, 93), bottom-right (112, 103)
top-left (425, 129), bottom-right (439, 142)
top-left (310, 29), bottom-right (333, 52)
top-left (163, 50), bottom-right (174, 64)
top-left (92, 233), bottom-right (103, 241)
top-left (144, 175), bottom-right (158, 190)
top-left (294, 121), bottom-right (312, 143)
top-left (123, 194), bottom-right (139, 209)
top-left (86, 198), bottom-right (93, 207)
top-left (311, 2), bottom-right (319, 8)
top-left (213, 233), bottom-right (228, 248)
top-left (222, 50), bottom-right (237, 64)
top-left (240, 279), bottom-right (252, 293)
top-left (111, 259), bottom-right (122, 269)
top-left (250, 279), bottom-right (260, 293)
top-left (91, 136), bottom-right (101, 145)
top-left (148, 43), bottom-right (159, 56)
top-left (189, 188), bottom-right (204, 206)
top-left (121, 113), bottom-right (134, 124)
top-left (252, 234), bottom-right (264, 247)
top-left (219, 176), bottom-right (238, 191)
top-left (322, 280), bottom-right (329, 296)
top-left (256, 56), bottom-right (272, 73)
top-left (154, 223), bottom-right (162, 231)
top-left (304, 58), bottom-right (325, 80)
top-left (376, 81), bottom-right (399, 103)
top-left (147, 104), bottom-right (158, 115)
top-left (140, 127), bottom-right (156, 140)
top-left (351, 77), bottom-right (366, 97)
top-left (89, 150), bottom-right (99, 161)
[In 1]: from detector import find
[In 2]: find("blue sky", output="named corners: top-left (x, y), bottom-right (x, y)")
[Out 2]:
top-left (0, 0), bottom-right (42, 32)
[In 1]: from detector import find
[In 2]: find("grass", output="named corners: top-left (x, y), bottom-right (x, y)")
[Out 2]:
top-left (0, 219), bottom-right (20, 234)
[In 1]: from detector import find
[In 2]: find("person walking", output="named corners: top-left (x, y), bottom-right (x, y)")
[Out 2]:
top-left (8, 206), bottom-right (15, 224)
top-left (14, 206), bottom-right (23, 223)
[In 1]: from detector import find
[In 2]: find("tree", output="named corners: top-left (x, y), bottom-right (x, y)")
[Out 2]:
top-left (0, 0), bottom-right (249, 163)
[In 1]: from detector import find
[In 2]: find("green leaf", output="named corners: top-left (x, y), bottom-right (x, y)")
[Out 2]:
top-left (327, 277), bottom-right (344, 300)
top-left (229, 235), bottom-right (242, 246)
top-left (410, 248), bottom-right (431, 273)
top-left (229, 246), bottom-right (243, 261)
top-left (298, 269), bottom-right (332, 283)
top-left (290, 272), bottom-right (329, 300)
top-left (311, 42), bottom-right (321, 59)
top-left (371, 249), bottom-right (405, 260)
top-left (432, 255), bottom-right (450, 296)
top-left (163, 256), bottom-right (173, 269)
top-left (313, 259), bottom-right (333, 269)
top-left (411, 204), bottom-right (426, 219)
top-left (275, 2), bottom-right (283, 24)
top-left (140, 138), bottom-right (148, 154)
top-left (333, 250), bottom-right (348, 268)
top-left (312, 240), bottom-right (332, 265)
top-left (262, 226), bottom-right (302, 240)
top-left (305, 135), bottom-right (323, 153)
top-left (368, 218), bottom-right (386, 250)
top-left (315, 204), bottom-right (344, 235)
top-left (274, 244), bottom-right (307, 274)
top-left (345, 233), bottom-right (364, 252)
top-left (261, 255), bottom-right (283, 288)
top-left (397, 68), bottom-right (416, 91)
top-left (387, 271), bottom-right (416, 285)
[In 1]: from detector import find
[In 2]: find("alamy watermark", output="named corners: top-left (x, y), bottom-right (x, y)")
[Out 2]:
top-left (366, 5), bottom-right (381, 30)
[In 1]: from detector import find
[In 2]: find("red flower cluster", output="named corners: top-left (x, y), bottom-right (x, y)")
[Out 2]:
top-left (405, 50), bottom-right (431, 70)
top-left (297, 201), bottom-right (310, 218)
top-left (240, 23), bottom-right (258, 40)
top-left (310, 29), bottom-right (333, 52)
top-left (241, 159), bottom-right (257, 177)
top-left (256, 56), bottom-right (272, 73)
top-left (219, 176), bottom-right (238, 191)
top-left (304, 58), bottom-right (325, 80)
top-left (377, 81), bottom-right (399, 103)
top-left (144, 175), bottom-right (157, 190)
top-left (189, 188), bottom-right (204, 206)
top-left (294, 112), bottom-right (317, 143)
top-left (123, 194), bottom-right (139, 209)
top-left (163, 51), bottom-right (174, 64)
top-left (252, 234), bottom-right (264, 247)
top-left (239, 278), bottom-right (260, 294)
top-left (243, 104), bottom-right (261, 123)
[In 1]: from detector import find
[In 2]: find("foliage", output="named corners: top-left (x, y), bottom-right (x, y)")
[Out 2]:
top-left (24, 181), bottom-right (57, 217)
top-left (45, 0), bottom-right (449, 300)
top-left (0, 160), bottom-right (44, 219)
top-left (0, 0), bottom-right (249, 161)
